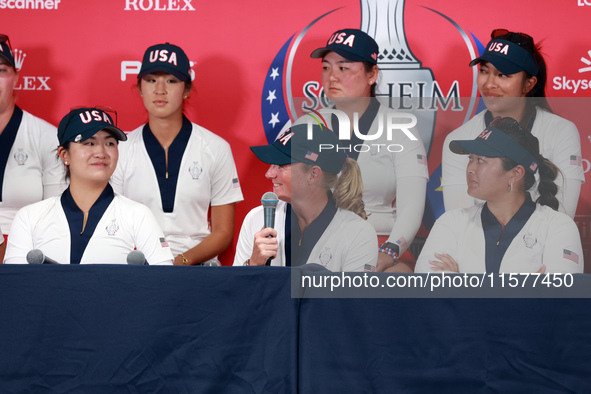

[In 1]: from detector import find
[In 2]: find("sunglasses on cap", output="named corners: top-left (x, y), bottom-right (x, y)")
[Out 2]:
top-left (59, 105), bottom-right (118, 143)
top-left (489, 115), bottom-right (525, 131)
top-left (0, 34), bottom-right (12, 51)
top-left (491, 29), bottom-right (534, 48)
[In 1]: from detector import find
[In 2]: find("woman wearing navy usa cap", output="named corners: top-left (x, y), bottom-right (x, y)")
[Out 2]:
top-left (303, 28), bottom-right (429, 273)
top-left (111, 43), bottom-right (243, 266)
top-left (233, 123), bottom-right (378, 272)
top-left (5, 107), bottom-right (173, 265)
top-left (442, 29), bottom-right (584, 218)
top-left (0, 33), bottom-right (66, 263)
top-left (417, 117), bottom-right (583, 274)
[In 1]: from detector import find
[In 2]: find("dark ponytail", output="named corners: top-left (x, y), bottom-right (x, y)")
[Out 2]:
top-left (536, 157), bottom-right (559, 210)
top-left (498, 119), bottom-right (561, 210)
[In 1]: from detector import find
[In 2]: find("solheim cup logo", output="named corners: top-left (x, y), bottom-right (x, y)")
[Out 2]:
top-left (362, 0), bottom-right (436, 154)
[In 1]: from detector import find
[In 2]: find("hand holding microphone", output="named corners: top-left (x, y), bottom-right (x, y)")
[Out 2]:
top-left (248, 192), bottom-right (279, 266)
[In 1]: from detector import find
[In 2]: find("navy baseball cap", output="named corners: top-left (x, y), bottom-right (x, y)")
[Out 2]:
top-left (469, 39), bottom-right (539, 76)
top-left (58, 107), bottom-right (127, 146)
top-left (0, 34), bottom-right (15, 67)
top-left (138, 43), bottom-right (191, 82)
top-left (250, 123), bottom-right (347, 174)
top-left (450, 123), bottom-right (539, 174)
top-left (311, 28), bottom-right (379, 65)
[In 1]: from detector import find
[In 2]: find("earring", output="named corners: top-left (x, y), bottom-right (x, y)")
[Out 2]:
top-left (65, 161), bottom-right (69, 165)
top-left (507, 182), bottom-right (513, 192)
top-left (184, 95), bottom-right (188, 99)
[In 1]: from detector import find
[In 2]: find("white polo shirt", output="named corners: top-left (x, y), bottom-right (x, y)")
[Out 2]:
top-left (0, 108), bottom-right (67, 234)
top-left (233, 200), bottom-right (378, 272)
top-left (415, 203), bottom-right (584, 274)
top-left (295, 101), bottom-right (429, 252)
top-left (442, 108), bottom-right (585, 215)
top-left (111, 120), bottom-right (243, 258)
top-left (5, 189), bottom-right (173, 265)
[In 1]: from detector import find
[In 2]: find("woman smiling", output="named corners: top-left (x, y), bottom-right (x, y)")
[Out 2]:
top-left (5, 107), bottom-right (173, 265)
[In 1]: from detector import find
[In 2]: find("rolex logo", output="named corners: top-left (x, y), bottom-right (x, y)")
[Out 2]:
top-left (12, 49), bottom-right (51, 91)
top-left (13, 48), bottom-right (26, 71)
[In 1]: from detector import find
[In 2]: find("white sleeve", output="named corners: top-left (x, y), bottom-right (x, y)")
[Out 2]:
top-left (233, 208), bottom-right (258, 266)
top-left (542, 214), bottom-right (584, 273)
top-left (4, 208), bottom-right (34, 264)
top-left (342, 222), bottom-right (378, 272)
top-left (110, 154), bottom-right (125, 196)
top-left (210, 140), bottom-right (243, 206)
top-left (537, 115), bottom-right (584, 217)
top-left (557, 178), bottom-right (582, 219)
top-left (40, 125), bottom-right (67, 199)
top-left (415, 211), bottom-right (461, 273)
top-left (132, 204), bottom-right (174, 265)
top-left (386, 176), bottom-right (426, 254)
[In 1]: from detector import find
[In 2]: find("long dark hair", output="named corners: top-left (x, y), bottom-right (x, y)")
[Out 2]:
top-left (493, 31), bottom-right (552, 126)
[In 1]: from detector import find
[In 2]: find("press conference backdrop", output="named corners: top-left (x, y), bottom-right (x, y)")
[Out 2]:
top-left (2, 0), bottom-right (591, 266)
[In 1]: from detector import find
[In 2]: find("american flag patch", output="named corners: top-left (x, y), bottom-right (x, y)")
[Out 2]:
top-left (529, 162), bottom-right (538, 172)
top-left (563, 249), bottom-right (580, 264)
top-left (570, 155), bottom-right (582, 166)
top-left (232, 178), bottom-right (240, 188)
top-left (305, 151), bottom-right (318, 162)
top-left (160, 237), bottom-right (169, 248)
top-left (396, 237), bottom-right (407, 247)
top-left (417, 154), bottom-right (427, 165)
top-left (364, 264), bottom-right (376, 272)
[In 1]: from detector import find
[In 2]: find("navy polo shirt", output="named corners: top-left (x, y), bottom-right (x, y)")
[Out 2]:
top-left (0, 106), bottom-right (23, 201)
top-left (290, 193), bottom-right (337, 267)
top-left (61, 184), bottom-right (115, 265)
top-left (481, 194), bottom-right (536, 273)
top-left (142, 116), bottom-right (192, 213)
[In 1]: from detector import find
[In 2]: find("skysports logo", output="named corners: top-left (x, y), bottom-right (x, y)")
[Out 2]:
top-left (552, 50), bottom-right (591, 94)
top-left (301, 109), bottom-right (418, 154)
top-left (120, 60), bottom-right (196, 81)
top-left (12, 49), bottom-right (51, 91)
top-left (124, 0), bottom-right (195, 11)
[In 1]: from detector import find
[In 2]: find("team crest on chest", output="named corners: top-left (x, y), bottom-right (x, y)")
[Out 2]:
top-left (106, 219), bottom-right (119, 236)
top-left (14, 149), bottom-right (28, 166)
top-left (523, 233), bottom-right (537, 249)
top-left (189, 161), bottom-right (203, 180)
top-left (319, 247), bottom-right (333, 266)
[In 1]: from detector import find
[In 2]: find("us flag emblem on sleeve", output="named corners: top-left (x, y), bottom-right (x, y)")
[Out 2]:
top-left (563, 249), bottom-right (579, 264)
top-left (233, 178), bottom-right (240, 188)
top-left (160, 237), bottom-right (170, 248)
top-left (364, 264), bottom-right (376, 272)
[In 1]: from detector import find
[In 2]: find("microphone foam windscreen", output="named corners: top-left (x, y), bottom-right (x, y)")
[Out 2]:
top-left (261, 192), bottom-right (279, 208)
top-left (127, 250), bottom-right (146, 265)
top-left (26, 249), bottom-right (45, 264)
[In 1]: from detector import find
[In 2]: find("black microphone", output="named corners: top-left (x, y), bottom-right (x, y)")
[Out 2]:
top-left (261, 192), bottom-right (279, 266)
top-left (26, 249), bottom-right (59, 264)
top-left (127, 250), bottom-right (148, 265)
